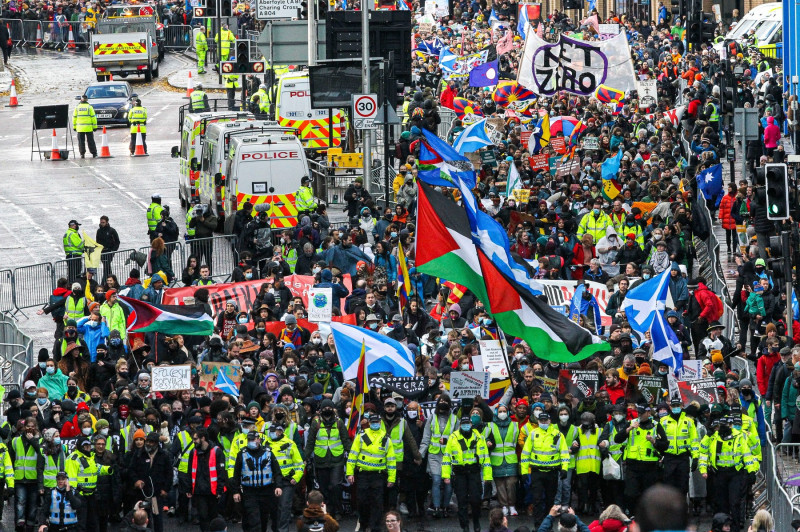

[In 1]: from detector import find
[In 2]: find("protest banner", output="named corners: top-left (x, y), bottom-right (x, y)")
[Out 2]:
top-left (480, 150), bottom-right (498, 168)
top-left (479, 340), bottom-right (509, 379)
top-left (529, 154), bottom-right (549, 170)
top-left (541, 376), bottom-right (558, 395)
top-left (678, 378), bottom-right (719, 405)
top-left (558, 369), bottom-right (599, 399)
top-left (537, 280), bottom-right (611, 326)
top-left (451, 371), bottom-right (491, 399)
top-left (512, 189), bottom-right (531, 204)
top-left (369, 374), bottom-right (429, 398)
top-left (582, 136), bottom-right (599, 150)
top-left (637, 375), bottom-right (663, 404)
top-left (419, 401), bottom-right (437, 420)
top-left (550, 137), bottom-right (566, 154)
top-left (598, 23), bottom-right (619, 34)
top-left (636, 79), bottom-right (658, 108)
top-left (680, 360), bottom-right (703, 381)
top-left (162, 275), bottom-right (352, 315)
top-left (199, 362), bottom-right (242, 393)
top-left (308, 287), bottom-right (333, 322)
top-left (151, 365), bottom-right (192, 392)
top-left (520, 130), bottom-right (532, 149)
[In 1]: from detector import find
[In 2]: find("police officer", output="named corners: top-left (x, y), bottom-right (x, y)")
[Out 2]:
top-left (704, 90), bottom-right (720, 136)
top-left (381, 395), bottom-right (422, 511)
top-left (224, 75), bottom-right (240, 111)
top-left (520, 411), bottom-right (569, 527)
top-left (295, 177), bottom-right (318, 217)
top-left (128, 98), bottom-right (147, 156)
top-left (346, 413), bottom-right (396, 532)
top-left (215, 24), bottom-right (234, 61)
top-left (73, 95), bottom-right (97, 158)
top-left (442, 415), bottom-right (492, 532)
top-left (37, 471), bottom-right (82, 532)
top-left (419, 395), bottom-right (457, 518)
top-left (249, 83), bottom-right (269, 118)
top-left (190, 83), bottom-right (210, 112)
top-left (195, 26), bottom-right (208, 74)
top-left (63, 220), bottom-right (84, 283)
top-left (599, 404), bottom-right (627, 509)
top-left (146, 195), bottom-right (163, 241)
top-left (229, 430), bottom-right (284, 532)
top-left (660, 395), bottom-right (699, 494)
top-left (171, 415), bottom-right (201, 523)
top-left (699, 415), bottom-right (758, 532)
top-left (265, 423), bottom-right (303, 532)
top-left (65, 437), bottom-right (112, 532)
top-left (304, 399), bottom-right (350, 518)
top-left (614, 404), bottom-right (668, 513)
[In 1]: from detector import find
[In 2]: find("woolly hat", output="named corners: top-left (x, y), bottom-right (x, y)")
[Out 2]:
top-left (133, 429), bottom-right (146, 440)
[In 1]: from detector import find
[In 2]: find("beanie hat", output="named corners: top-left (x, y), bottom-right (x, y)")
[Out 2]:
top-left (95, 419), bottom-right (109, 429)
top-left (105, 289), bottom-right (117, 300)
top-left (38, 349), bottom-right (49, 363)
top-left (711, 351), bottom-right (724, 364)
top-left (133, 429), bottom-right (146, 440)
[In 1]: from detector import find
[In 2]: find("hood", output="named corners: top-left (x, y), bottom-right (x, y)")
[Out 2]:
top-left (125, 277), bottom-right (142, 286)
top-left (320, 269), bottom-right (332, 283)
top-left (53, 287), bottom-right (71, 297)
top-left (767, 116), bottom-right (775, 125)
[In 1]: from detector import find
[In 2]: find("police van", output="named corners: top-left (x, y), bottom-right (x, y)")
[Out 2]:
top-left (276, 71), bottom-right (345, 151)
top-left (195, 121), bottom-right (309, 233)
top-left (717, 4), bottom-right (782, 59)
top-left (171, 108), bottom-right (254, 209)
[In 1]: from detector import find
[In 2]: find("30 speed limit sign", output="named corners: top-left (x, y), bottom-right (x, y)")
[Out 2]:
top-left (353, 94), bottom-right (378, 130)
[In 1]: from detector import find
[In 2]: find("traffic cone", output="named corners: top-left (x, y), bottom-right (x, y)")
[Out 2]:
top-left (36, 23), bottom-right (43, 47)
top-left (67, 26), bottom-right (76, 50)
top-left (5, 79), bottom-right (20, 107)
top-left (49, 129), bottom-right (62, 161)
top-left (98, 126), bottom-right (112, 158)
top-left (132, 125), bottom-right (147, 156)
top-left (185, 70), bottom-right (194, 99)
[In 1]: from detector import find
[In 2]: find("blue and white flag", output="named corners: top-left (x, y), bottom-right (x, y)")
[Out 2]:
top-left (416, 37), bottom-right (444, 56)
top-left (569, 284), bottom-right (602, 334)
top-left (619, 269), bottom-right (670, 334)
top-left (651, 311), bottom-right (684, 373)
top-left (215, 369), bottom-right (240, 398)
top-left (489, 7), bottom-right (499, 22)
top-left (331, 322), bottom-right (416, 380)
top-left (697, 163), bottom-right (723, 200)
top-left (505, 159), bottom-right (521, 197)
top-left (453, 118), bottom-right (493, 155)
top-left (419, 129), bottom-right (478, 189)
top-left (439, 47), bottom-right (459, 74)
top-left (793, 291), bottom-right (799, 321)
top-left (517, 6), bottom-right (530, 39)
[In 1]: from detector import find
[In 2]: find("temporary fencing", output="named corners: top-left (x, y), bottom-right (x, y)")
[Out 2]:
top-left (437, 108), bottom-right (457, 140)
top-left (0, 270), bottom-right (12, 313)
top-left (763, 442), bottom-right (800, 528)
top-left (0, 312), bottom-right (33, 389)
top-left (11, 262), bottom-right (54, 312)
top-left (99, 248), bottom-right (139, 281)
top-left (3, 19), bottom-right (24, 46)
top-left (136, 241), bottom-right (187, 286)
top-left (184, 235), bottom-right (238, 282)
top-left (163, 24), bottom-right (194, 50)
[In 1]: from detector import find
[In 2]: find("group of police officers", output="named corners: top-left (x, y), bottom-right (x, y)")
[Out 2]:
top-left (72, 94), bottom-right (148, 158)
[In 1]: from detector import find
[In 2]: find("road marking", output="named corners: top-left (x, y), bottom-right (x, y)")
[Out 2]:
top-left (0, 193), bottom-right (63, 259)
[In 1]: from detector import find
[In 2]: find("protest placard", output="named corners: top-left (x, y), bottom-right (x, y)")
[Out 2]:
top-left (529, 154), bottom-right (549, 170)
top-left (451, 371), bottom-right (491, 399)
top-left (680, 360), bottom-right (703, 381)
top-left (541, 376), bottom-right (558, 396)
top-left (307, 287), bottom-right (333, 322)
top-left (151, 365), bottom-right (192, 392)
top-left (678, 378), bottom-right (720, 405)
top-left (369, 374), bottom-right (429, 398)
top-left (512, 189), bottom-right (531, 204)
top-left (550, 137), bottom-right (566, 154)
top-left (558, 369), bottom-right (599, 399)
top-left (199, 362), bottom-right (242, 393)
top-left (637, 376), bottom-right (663, 404)
top-left (582, 136), bottom-right (599, 150)
top-left (479, 340), bottom-right (509, 379)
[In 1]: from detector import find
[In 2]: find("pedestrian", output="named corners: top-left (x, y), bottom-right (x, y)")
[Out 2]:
top-left (73, 95), bottom-right (98, 158)
top-left (229, 430), bottom-right (283, 532)
top-left (37, 471), bottom-right (82, 532)
top-left (186, 428), bottom-right (228, 532)
top-left (224, 75), bottom-right (240, 111)
top-left (95, 216), bottom-right (120, 279)
top-left (63, 220), bottom-right (85, 283)
top-left (128, 98), bottom-right (147, 155)
top-left (0, 23), bottom-right (10, 65)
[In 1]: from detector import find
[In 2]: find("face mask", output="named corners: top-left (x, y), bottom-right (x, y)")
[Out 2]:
top-left (592, 209), bottom-right (600, 215)
top-left (243, 366), bottom-right (253, 374)
top-left (613, 414), bottom-right (625, 422)
top-left (559, 414), bottom-right (570, 423)
top-left (482, 318), bottom-right (492, 326)
top-left (460, 423), bottom-right (472, 432)
top-left (68, 386), bottom-right (78, 395)
top-left (514, 353), bottom-right (524, 361)
top-left (369, 323), bottom-right (378, 330)
top-left (39, 362), bottom-right (47, 370)
top-left (519, 365), bottom-right (528, 373)
top-left (558, 236), bottom-right (565, 243)
top-left (583, 185), bottom-right (589, 191)
top-left (312, 338), bottom-right (322, 345)
top-left (268, 431), bottom-right (279, 440)
top-left (461, 364), bottom-right (470, 370)
top-left (139, 384), bottom-right (150, 393)
top-left (37, 398), bottom-right (47, 405)
top-left (470, 414), bottom-right (481, 424)
top-left (245, 272), bottom-right (253, 280)
top-left (81, 428), bottom-right (92, 436)
top-left (390, 231), bottom-right (398, 238)
top-left (247, 441), bottom-right (259, 450)
top-left (118, 371), bottom-right (128, 379)
top-left (370, 422), bottom-right (382, 431)
top-left (25, 391), bottom-right (35, 399)
top-left (539, 423), bottom-right (550, 430)
top-left (653, 234), bottom-right (662, 241)
top-left (533, 409), bottom-right (542, 417)
top-left (643, 273), bottom-right (651, 280)
top-left (88, 321), bottom-right (99, 327)
top-left (658, 369), bottom-right (668, 375)
top-left (497, 411), bottom-right (508, 421)
top-left (145, 444), bottom-right (157, 453)
top-left (110, 338), bottom-right (122, 346)
top-left (672, 407), bottom-right (682, 415)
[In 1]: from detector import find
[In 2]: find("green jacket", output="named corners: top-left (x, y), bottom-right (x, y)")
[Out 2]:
top-left (73, 103), bottom-right (97, 133)
top-left (782, 380), bottom-right (799, 421)
top-left (151, 252), bottom-right (175, 282)
top-left (37, 370), bottom-right (69, 400)
top-left (99, 301), bottom-right (127, 341)
top-left (744, 292), bottom-right (766, 318)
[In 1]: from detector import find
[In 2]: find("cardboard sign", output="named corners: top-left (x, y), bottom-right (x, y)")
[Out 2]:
top-left (419, 400), bottom-right (437, 421)
top-left (637, 375), bottom-right (664, 404)
top-left (479, 340), bottom-right (509, 379)
top-left (550, 137), bottom-right (566, 154)
top-left (558, 369), bottom-right (599, 399)
top-left (678, 378), bottom-right (719, 405)
top-left (680, 360), bottom-right (703, 381)
top-left (556, 159), bottom-right (581, 178)
top-left (199, 362), bottom-right (242, 393)
top-left (548, 156), bottom-right (559, 175)
top-left (151, 364), bottom-right (192, 392)
top-left (369, 374), bottom-right (429, 398)
top-left (520, 130), bottom-right (532, 149)
top-left (307, 287), bottom-right (333, 322)
top-left (480, 150), bottom-right (498, 168)
top-left (451, 371), bottom-right (491, 399)
top-left (541, 376), bottom-right (558, 395)
top-left (529, 154), bottom-right (549, 170)
top-left (598, 24), bottom-right (619, 34)
top-left (582, 136), bottom-right (599, 150)
top-left (636, 79), bottom-right (658, 108)
top-left (418, 22), bottom-right (434, 34)
top-left (512, 189), bottom-right (531, 204)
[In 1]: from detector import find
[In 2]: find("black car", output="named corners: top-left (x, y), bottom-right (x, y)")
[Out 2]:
top-left (77, 82), bottom-right (137, 126)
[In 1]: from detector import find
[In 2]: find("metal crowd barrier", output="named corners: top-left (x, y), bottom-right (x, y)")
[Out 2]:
top-left (0, 312), bottom-right (33, 388)
top-left (438, 108), bottom-right (457, 140)
top-left (52, 257), bottom-right (84, 285)
top-left (2, 19), bottom-right (24, 46)
top-left (11, 262), bottom-right (54, 311)
top-left (163, 24), bottom-right (193, 50)
top-left (184, 235), bottom-right (238, 282)
top-left (137, 241), bottom-right (186, 286)
top-left (0, 270), bottom-right (12, 313)
top-left (99, 248), bottom-right (139, 281)
top-left (764, 441), bottom-right (800, 527)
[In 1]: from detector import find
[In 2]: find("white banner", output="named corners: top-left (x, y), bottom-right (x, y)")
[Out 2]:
top-left (537, 280), bottom-right (611, 326)
top-left (307, 288), bottom-right (333, 322)
top-left (636, 78), bottom-right (658, 108)
top-left (151, 365), bottom-right (192, 391)
top-left (680, 360), bottom-right (703, 381)
top-left (478, 340), bottom-right (509, 379)
top-left (598, 23), bottom-right (619, 34)
top-left (518, 32), bottom-right (637, 96)
top-left (424, 0), bottom-right (449, 18)
top-left (451, 371), bottom-right (491, 399)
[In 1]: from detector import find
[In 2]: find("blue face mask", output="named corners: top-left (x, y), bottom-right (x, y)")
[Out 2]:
top-left (539, 423), bottom-right (550, 430)
top-left (39, 362), bottom-right (47, 370)
top-left (583, 185), bottom-right (589, 191)
top-left (46, 367), bottom-right (55, 375)
top-left (245, 273), bottom-right (253, 280)
top-left (519, 365), bottom-right (528, 373)
top-left (593, 208), bottom-right (600, 215)
top-left (314, 394), bottom-right (323, 401)
top-left (460, 423), bottom-right (472, 431)
top-left (370, 422), bottom-right (382, 431)
top-left (482, 318), bottom-right (492, 326)
top-left (110, 338), bottom-right (121, 346)
top-left (37, 398), bottom-right (47, 406)
top-left (53, 438), bottom-right (61, 445)
top-left (643, 273), bottom-right (651, 280)
top-left (246, 441), bottom-right (258, 450)
top-left (671, 407), bottom-right (682, 414)
top-left (390, 232), bottom-right (398, 238)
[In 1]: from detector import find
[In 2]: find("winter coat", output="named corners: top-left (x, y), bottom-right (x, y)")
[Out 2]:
top-left (693, 282), bottom-right (723, 322)
top-left (718, 192), bottom-right (736, 230)
top-left (757, 351), bottom-right (781, 397)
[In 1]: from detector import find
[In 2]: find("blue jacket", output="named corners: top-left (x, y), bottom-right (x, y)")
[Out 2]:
top-left (323, 244), bottom-right (372, 277)
top-left (537, 514), bottom-right (589, 532)
top-left (314, 270), bottom-right (350, 311)
top-left (739, 393), bottom-right (767, 447)
top-left (669, 271), bottom-right (689, 310)
top-left (76, 317), bottom-right (110, 363)
top-left (142, 286), bottom-right (165, 304)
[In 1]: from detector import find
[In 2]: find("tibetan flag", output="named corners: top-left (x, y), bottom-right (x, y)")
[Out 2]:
top-left (594, 84), bottom-right (624, 104)
top-left (347, 341), bottom-right (369, 439)
top-left (487, 378), bottom-right (510, 406)
top-left (120, 296), bottom-right (214, 336)
top-left (397, 242), bottom-right (412, 314)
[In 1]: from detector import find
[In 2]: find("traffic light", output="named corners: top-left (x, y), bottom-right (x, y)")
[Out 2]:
top-left (765, 163), bottom-right (789, 220)
top-left (221, 0), bottom-right (232, 17)
top-left (701, 12), bottom-right (715, 42)
top-left (687, 18), bottom-right (701, 48)
top-left (670, 0), bottom-right (685, 20)
top-left (205, 0), bottom-right (217, 17)
top-left (220, 40), bottom-right (266, 74)
top-left (722, 86), bottom-right (735, 114)
top-left (563, 0), bottom-right (580, 9)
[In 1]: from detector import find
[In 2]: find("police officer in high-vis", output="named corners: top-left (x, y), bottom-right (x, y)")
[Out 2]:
top-left (346, 413), bottom-right (396, 532)
top-left (265, 423), bottom-right (303, 532)
top-left (215, 23), bottom-right (234, 61)
top-left (520, 411), bottom-right (569, 527)
top-left (63, 220), bottom-right (85, 283)
top-left (73, 95), bottom-right (97, 158)
top-left (660, 395), bottom-right (699, 494)
top-left (65, 437), bottom-right (112, 532)
top-left (295, 176), bottom-right (318, 217)
top-left (304, 399), bottom-right (350, 517)
top-left (190, 83), bottom-right (210, 112)
top-left (128, 98), bottom-right (147, 155)
top-left (195, 26), bottom-right (208, 74)
top-left (442, 415), bottom-right (492, 532)
top-left (614, 404), bottom-right (668, 513)
top-left (249, 83), bottom-right (269, 118)
top-left (37, 471), bottom-right (82, 532)
top-left (224, 75), bottom-right (240, 111)
top-left (229, 430), bottom-right (284, 532)
top-left (147, 195), bottom-right (163, 241)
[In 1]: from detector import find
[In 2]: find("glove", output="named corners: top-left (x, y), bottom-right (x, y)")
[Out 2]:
top-left (748, 472), bottom-right (757, 485)
top-left (4, 487), bottom-right (13, 499)
top-left (691, 460), bottom-right (698, 472)
top-left (559, 470), bottom-right (567, 480)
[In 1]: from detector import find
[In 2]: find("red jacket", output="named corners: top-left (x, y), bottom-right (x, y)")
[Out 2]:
top-left (599, 380), bottom-right (626, 405)
top-left (757, 351), bottom-right (780, 396)
top-left (694, 282), bottom-right (723, 322)
top-left (439, 86), bottom-right (456, 110)
top-left (718, 192), bottom-right (736, 230)
top-left (571, 243), bottom-right (597, 281)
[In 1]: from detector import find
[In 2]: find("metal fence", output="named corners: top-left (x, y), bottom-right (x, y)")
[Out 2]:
top-left (763, 441), bottom-right (800, 528)
top-left (99, 248), bottom-right (139, 282)
top-left (0, 312), bottom-right (33, 389)
top-left (0, 270), bottom-right (12, 313)
top-left (438, 108), bottom-right (457, 140)
top-left (11, 262), bottom-right (54, 311)
top-left (164, 24), bottom-right (193, 50)
top-left (137, 242), bottom-right (187, 286)
top-left (184, 235), bottom-right (238, 282)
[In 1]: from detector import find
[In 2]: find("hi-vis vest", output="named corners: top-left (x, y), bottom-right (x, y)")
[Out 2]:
top-left (146, 202), bottom-right (163, 231)
top-left (44, 450), bottom-right (67, 488)
top-left (607, 424), bottom-right (625, 462)
top-left (345, 428), bottom-right (397, 483)
top-left (240, 448), bottom-right (274, 488)
top-left (0, 444), bottom-right (14, 487)
top-left (190, 91), bottom-right (208, 111)
top-left (699, 433), bottom-right (758, 474)
top-left (575, 429), bottom-right (601, 475)
top-left (488, 422), bottom-right (519, 467)
top-left (65, 297), bottom-right (85, 322)
top-left (428, 414), bottom-right (457, 455)
top-left (185, 211), bottom-right (196, 237)
top-left (49, 489), bottom-right (79, 526)
top-left (63, 229), bottom-right (83, 255)
top-left (660, 413), bottom-right (699, 457)
top-left (12, 437), bottom-right (38, 481)
top-left (388, 422), bottom-right (405, 462)
top-left (129, 106), bottom-right (147, 134)
top-left (441, 429), bottom-right (493, 482)
top-left (623, 425), bottom-right (659, 462)
top-left (176, 431), bottom-right (194, 474)
top-left (66, 450), bottom-right (110, 493)
top-left (191, 446), bottom-right (222, 495)
top-left (520, 425), bottom-right (569, 474)
top-left (314, 422), bottom-right (344, 458)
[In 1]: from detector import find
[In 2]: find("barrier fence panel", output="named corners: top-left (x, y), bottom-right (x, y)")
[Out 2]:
top-left (438, 108), bottom-right (456, 140)
top-left (11, 263), bottom-right (54, 311)
top-left (185, 235), bottom-right (238, 282)
top-left (21, 20), bottom-right (42, 46)
top-left (0, 312), bottom-right (34, 387)
top-left (0, 270), bottom-right (12, 313)
top-left (137, 242), bottom-right (186, 286)
top-left (99, 248), bottom-right (139, 282)
top-left (164, 24), bottom-right (193, 49)
top-left (53, 257), bottom-right (84, 286)
top-left (765, 441), bottom-right (800, 527)
top-left (1, 19), bottom-right (24, 46)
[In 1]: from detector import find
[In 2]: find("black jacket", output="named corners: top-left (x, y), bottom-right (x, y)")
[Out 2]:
top-left (186, 445), bottom-right (227, 495)
top-left (127, 447), bottom-right (173, 495)
top-left (96, 225), bottom-right (121, 253)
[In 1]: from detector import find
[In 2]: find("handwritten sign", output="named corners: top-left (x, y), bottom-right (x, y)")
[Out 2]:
top-left (151, 365), bottom-right (192, 392)
top-left (479, 340), bottom-right (509, 379)
top-left (199, 362), bottom-right (242, 393)
top-left (512, 188), bottom-right (531, 204)
top-left (451, 371), bottom-right (491, 399)
top-left (529, 154), bottom-right (549, 170)
top-left (582, 136), bottom-right (599, 150)
top-left (480, 150), bottom-right (498, 168)
top-left (598, 23), bottom-right (619, 34)
top-left (308, 287), bottom-right (332, 322)
top-left (558, 369), bottom-right (599, 399)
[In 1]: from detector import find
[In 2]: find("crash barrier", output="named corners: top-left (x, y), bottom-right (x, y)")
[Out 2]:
top-left (164, 24), bottom-right (193, 50)
top-left (0, 270), bottom-right (12, 314)
top-left (0, 312), bottom-right (33, 389)
top-left (136, 242), bottom-right (188, 285)
top-left (2, 19), bottom-right (23, 46)
top-left (185, 235), bottom-right (239, 282)
top-left (763, 441), bottom-right (800, 527)
top-left (438, 108), bottom-right (457, 140)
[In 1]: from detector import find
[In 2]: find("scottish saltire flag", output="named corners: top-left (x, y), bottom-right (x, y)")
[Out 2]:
top-left (331, 322), bottom-right (415, 380)
top-left (588, 0), bottom-right (597, 12)
top-left (620, 269), bottom-right (670, 334)
top-left (453, 118), bottom-right (493, 154)
top-left (347, 341), bottom-right (368, 438)
top-left (517, 4), bottom-right (532, 39)
top-left (489, 7), bottom-right (499, 22)
top-left (439, 47), bottom-right (459, 75)
top-left (398, 0), bottom-right (409, 9)
top-left (506, 159), bottom-right (521, 197)
top-left (569, 284), bottom-right (602, 334)
top-left (416, 37), bottom-right (444, 56)
top-left (215, 369), bottom-right (240, 398)
top-left (697, 163), bottom-right (723, 200)
top-left (418, 129), bottom-right (477, 189)
top-left (793, 291), bottom-right (799, 321)
top-left (651, 311), bottom-right (684, 373)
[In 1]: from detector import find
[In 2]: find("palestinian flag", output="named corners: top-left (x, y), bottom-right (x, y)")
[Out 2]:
top-left (415, 182), bottom-right (487, 305)
top-left (120, 296), bottom-right (214, 336)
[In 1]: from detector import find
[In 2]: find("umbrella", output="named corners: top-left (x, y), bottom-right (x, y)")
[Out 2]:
top-left (453, 97), bottom-right (484, 119)
top-left (550, 116), bottom-right (585, 137)
top-left (492, 81), bottom-right (536, 108)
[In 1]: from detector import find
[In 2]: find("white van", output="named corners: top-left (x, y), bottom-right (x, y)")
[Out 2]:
top-left (720, 3), bottom-right (782, 58)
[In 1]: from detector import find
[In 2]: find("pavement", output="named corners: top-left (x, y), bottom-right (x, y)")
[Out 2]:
top-left (168, 67), bottom-right (228, 90)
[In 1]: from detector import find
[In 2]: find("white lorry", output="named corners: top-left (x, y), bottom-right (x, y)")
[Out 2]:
top-left (91, 18), bottom-right (160, 82)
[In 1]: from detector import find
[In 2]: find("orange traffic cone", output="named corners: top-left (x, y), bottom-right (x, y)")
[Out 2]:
top-left (132, 125), bottom-right (147, 156)
top-left (49, 129), bottom-right (62, 161)
top-left (36, 23), bottom-right (43, 47)
top-left (98, 126), bottom-right (112, 158)
top-left (185, 70), bottom-right (194, 99)
top-left (5, 79), bottom-right (20, 107)
top-left (67, 26), bottom-right (76, 50)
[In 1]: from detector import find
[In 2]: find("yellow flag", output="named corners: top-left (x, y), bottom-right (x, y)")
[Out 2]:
top-left (82, 231), bottom-right (104, 269)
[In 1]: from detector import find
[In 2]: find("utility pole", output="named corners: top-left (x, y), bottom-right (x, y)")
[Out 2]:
top-left (362, 2), bottom-right (371, 193)
top-left (784, 231), bottom-right (793, 340)
top-left (308, 0), bottom-right (317, 66)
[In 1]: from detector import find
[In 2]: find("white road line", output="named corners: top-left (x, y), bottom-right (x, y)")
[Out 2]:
top-left (0, 193), bottom-right (63, 258)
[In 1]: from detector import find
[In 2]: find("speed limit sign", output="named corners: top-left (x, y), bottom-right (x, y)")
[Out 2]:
top-left (353, 94), bottom-right (378, 130)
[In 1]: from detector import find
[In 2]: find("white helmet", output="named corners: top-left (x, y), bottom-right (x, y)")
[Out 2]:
top-left (259, 83), bottom-right (267, 90)
top-left (195, 82), bottom-right (203, 90)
